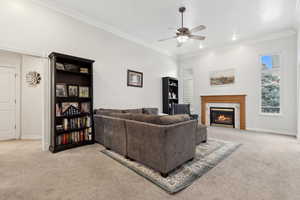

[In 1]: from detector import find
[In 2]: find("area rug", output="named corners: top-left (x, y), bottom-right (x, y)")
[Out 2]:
top-left (101, 139), bottom-right (241, 194)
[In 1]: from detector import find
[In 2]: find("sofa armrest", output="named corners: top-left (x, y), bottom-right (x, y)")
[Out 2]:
top-left (95, 115), bottom-right (127, 156)
top-left (125, 119), bottom-right (197, 174)
top-left (164, 120), bottom-right (197, 172)
top-left (94, 115), bottom-right (104, 144)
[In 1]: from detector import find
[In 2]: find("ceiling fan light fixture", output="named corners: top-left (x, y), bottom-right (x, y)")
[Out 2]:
top-left (232, 34), bottom-right (238, 41)
top-left (158, 6), bottom-right (206, 46)
top-left (177, 35), bottom-right (189, 43)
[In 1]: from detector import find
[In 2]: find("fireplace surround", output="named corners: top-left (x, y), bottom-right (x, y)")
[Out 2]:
top-left (210, 107), bottom-right (235, 128)
top-left (201, 95), bottom-right (246, 130)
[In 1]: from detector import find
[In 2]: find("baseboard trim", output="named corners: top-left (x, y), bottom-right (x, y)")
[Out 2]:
top-left (43, 142), bottom-right (50, 152)
top-left (246, 128), bottom-right (297, 137)
top-left (21, 135), bottom-right (42, 140)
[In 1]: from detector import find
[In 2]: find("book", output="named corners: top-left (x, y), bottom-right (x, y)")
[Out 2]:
top-left (62, 102), bottom-right (80, 116)
top-left (80, 68), bottom-right (89, 73)
top-left (79, 87), bottom-right (89, 98)
top-left (81, 102), bottom-right (90, 113)
top-left (56, 103), bottom-right (62, 116)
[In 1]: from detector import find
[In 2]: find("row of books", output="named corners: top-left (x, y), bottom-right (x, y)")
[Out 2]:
top-left (56, 63), bottom-right (89, 74)
top-left (57, 128), bottom-right (92, 145)
top-left (56, 102), bottom-right (90, 117)
top-left (56, 116), bottom-right (91, 131)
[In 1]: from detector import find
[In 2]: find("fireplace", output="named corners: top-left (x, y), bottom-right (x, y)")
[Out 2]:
top-left (210, 107), bottom-right (235, 128)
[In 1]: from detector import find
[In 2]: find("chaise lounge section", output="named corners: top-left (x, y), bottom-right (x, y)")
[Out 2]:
top-left (94, 108), bottom-right (205, 177)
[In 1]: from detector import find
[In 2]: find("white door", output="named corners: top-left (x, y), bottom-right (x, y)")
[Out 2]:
top-left (0, 67), bottom-right (16, 140)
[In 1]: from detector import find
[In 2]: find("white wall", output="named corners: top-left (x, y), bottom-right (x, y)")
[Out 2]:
top-left (21, 55), bottom-right (46, 139)
top-left (179, 35), bottom-right (297, 136)
top-left (0, 0), bottom-right (178, 112)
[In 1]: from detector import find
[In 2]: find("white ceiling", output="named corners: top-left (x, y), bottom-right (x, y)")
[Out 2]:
top-left (36, 0), bottom-right (297, 56)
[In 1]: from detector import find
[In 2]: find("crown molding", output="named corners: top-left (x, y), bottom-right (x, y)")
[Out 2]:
top-left (178, 29), bottom-right (297, 60)
top-left (29, 0), bottom-right (172, 57)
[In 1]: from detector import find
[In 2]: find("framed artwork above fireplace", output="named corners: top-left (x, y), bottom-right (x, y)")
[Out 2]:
top-left (209, 68), bottom-right (235, 86)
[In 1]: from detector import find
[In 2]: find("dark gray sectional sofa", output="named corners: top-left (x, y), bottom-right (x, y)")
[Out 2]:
top-left (94, 108), bottom-right (206, 177)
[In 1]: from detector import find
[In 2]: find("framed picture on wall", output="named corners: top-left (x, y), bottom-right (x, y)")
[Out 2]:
top-left (127, 70), bottom-right (143, 88)
top-left (209, 68), bottom-right (235, 86)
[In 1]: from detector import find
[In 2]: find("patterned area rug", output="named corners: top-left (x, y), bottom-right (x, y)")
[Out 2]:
top-left (101, 139), bottom-right (241, 194)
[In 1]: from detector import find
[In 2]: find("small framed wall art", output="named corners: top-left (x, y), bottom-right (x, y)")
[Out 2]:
top-left (127, 70), bottom-right (143, 88)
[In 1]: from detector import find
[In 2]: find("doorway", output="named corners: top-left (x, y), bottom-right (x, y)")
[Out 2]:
top-left (0, 66), bottom-right (17, 140)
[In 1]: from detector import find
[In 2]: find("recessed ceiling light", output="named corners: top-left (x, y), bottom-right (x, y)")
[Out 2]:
top-left (232, 34), bottom-right (238, 41)
top-left (199, 43), bottom-right (204, 49)
top-left (10, 1), bottom-right (24, 12)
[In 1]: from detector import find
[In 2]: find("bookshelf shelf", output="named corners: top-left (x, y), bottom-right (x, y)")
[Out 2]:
top-left (56, 113), bottom-right (91, 119)
top-left (49, 52), bottom-right (95, 153)
top-left (56, 97), bottom-right (91, 102)
top-left (50, 141), bottom-right (94, 152)
top-left (56, 127), bottom-right (91, 135)
top-left (56, 69), bottom-right (91, 76)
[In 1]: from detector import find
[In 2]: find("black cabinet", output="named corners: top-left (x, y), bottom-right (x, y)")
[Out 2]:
top-left (162, 77), bottom-right (179, 114)
top-left (49, 52), bottom-right (95, 153)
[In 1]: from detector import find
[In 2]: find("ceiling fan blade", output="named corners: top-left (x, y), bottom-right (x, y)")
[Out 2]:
top-left (189, 35), bottom-right (206, 40)
top-left (190, 25), bottom-right (206, 33)
top-left (158, 36), bottom-right (177, 42)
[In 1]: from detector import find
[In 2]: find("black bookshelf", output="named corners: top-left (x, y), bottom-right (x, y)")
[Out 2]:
top-left (49, 52), bottom-right (95, 153)
top-left (162, 77), bottom-right (179, 114)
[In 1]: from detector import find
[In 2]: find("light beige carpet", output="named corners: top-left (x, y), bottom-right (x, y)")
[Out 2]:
top-left (1, 127), bottom-right (300, 200)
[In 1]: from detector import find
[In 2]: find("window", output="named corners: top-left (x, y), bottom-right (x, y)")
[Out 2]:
top-left (182, 68), bottom-right (194, 113)
top-left (260, 54), bottom-right (281, 114)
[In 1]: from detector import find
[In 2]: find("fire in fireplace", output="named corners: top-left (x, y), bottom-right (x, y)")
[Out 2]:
top-left (210, 107), bottom-right (235, 128)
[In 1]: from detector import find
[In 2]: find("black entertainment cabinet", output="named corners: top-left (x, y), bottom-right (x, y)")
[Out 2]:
top-left (162, 77), bottom-right (179, 114)
top-left (49, 52), bottom-right (95, 153)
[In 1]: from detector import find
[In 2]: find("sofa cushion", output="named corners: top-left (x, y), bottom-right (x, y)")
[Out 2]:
top-left (122, 109), bottom-right (143, 114)
top-left (95, 108), bottom-right (123, 116)
top-left (156, 114), bottom-right (190, 125)
top-left (142, 108), bottom-right (159, 115)
top-left (109, 113), bottom-right (133, 120)
top-left (129, 114), bottom-right (159, 124)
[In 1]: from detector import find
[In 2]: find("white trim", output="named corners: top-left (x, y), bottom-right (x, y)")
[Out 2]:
top-left (29, 0), bottom-right (171, 57)
top-left (0, 65), bottom-right (21, 140)
top-left (179, 29), bottom-right (296, 59)
top-left (0, 45), bottom-right (47, 58)
top-left (21, 134), bottom-right (42, 140)
top-left (259, 112), bottom-right (283, 117)
top-left (247, 128), bottom-right (297, 137)
top-left (15, 65), bottom-right (21, 140)
top-left (297, 0), bottom-right (300, 10)
top-left (258, 52), bottom-right (283, 116)
top-left (206, 103), bottom-right (241, 129)
top-left (42, 59), bottom-right (50, 151)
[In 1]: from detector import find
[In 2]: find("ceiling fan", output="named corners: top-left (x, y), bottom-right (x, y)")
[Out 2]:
top-left (158, 7), bottom-right (206, 47)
